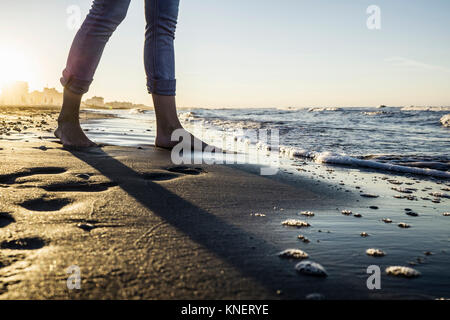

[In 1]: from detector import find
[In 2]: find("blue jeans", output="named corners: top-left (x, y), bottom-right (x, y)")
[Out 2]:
top-left (61, 0), bottom-right (180, 96)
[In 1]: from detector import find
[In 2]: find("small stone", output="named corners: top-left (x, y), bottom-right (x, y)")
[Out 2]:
top-left (295, 261), bottom-right (328, 277)
top-left (341, 210), bottom-right (352, 215)
top-left (366, 248), bottom-right (385, 257)
top-left (353, 213), bottom-right (362, 218)
top-left (385, 266), bottom-right (421, 278)
top-left (369, 206), bottom-right (378, 210)
top-left (382, 218), bottom-right (393, 223)
top-left (278, 249), bottom-right (309, 259)
top-left (424, 251), bottom-right (432, 256)
top-left (405, 211), bottom-right (418, 217)
top-left (360, 232), bottom-right (369, 237)
top-left (442, 212), bottom-right (450, 216)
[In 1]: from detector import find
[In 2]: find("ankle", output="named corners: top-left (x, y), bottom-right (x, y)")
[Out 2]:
top-left (157, 122), bottom-right (183, 137)
top-left (58, 115), bottom-right (80, 124)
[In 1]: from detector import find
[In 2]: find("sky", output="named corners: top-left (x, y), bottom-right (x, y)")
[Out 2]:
top-left (0, 0), bottom-right (449, 108)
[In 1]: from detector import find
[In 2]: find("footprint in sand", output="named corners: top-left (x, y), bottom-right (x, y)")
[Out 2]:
top-left (41, 181), bottom-right (118, 192)
top-left (19, 197), bottom-right (72, 212)
top-left (166, 166), bottom-right (206, 175)
top-left (0, 212), bottom-right (15, 228)
top-left (0, 237), bottom-right (46, 250)
top-left (141, 171), bottom-right (181, 181)
top-left (0, 167), bottom-right (67, 185)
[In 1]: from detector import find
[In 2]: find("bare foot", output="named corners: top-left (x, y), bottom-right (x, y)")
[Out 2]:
top-left (155, 127), bottom-right (219, 152)
top-left (54, 120), bottom-right (97, 148)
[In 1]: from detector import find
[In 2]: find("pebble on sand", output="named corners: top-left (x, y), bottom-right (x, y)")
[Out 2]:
top-left (281, 219), bottom-right (311, 228)
top-left (398, 222), bottom-right (411, 228)
top-left (382, 218), bottom-right (393, 223)
top-left (295, 261), bottom-right (328, 277)
top-left (443, 212), bottom-right (450, 216)
top-left (278, 249), bottom-right (309, 259)
top-left (341, 210), bottom-right (352, 215)
top-left (366, 248), bottom-right (385, 257)
top-left (353, 213), bottom-right (362, 218)
top-left (385, 266), bottom-right (421, 278)
top-left (360, 232), bottom-right (369, 237)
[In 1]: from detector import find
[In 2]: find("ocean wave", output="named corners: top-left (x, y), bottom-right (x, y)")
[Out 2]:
top-left (362, 111), bottom-right (393, 116)
top-left (401, 106), bottom-right (450, 112)
top-left (308, 107), bottom-right (342, 112)
top-left (279, 147), bottom-right (450, 179)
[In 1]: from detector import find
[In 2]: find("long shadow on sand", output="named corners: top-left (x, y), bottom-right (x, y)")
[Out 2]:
top-left (68, 147), bottom-right (359, 299)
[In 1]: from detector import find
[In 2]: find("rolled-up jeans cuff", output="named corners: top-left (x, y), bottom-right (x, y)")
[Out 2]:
top-left (147, 79), bottom-right (176, 96)
top-left (60, 70), bottom-right (92, 95)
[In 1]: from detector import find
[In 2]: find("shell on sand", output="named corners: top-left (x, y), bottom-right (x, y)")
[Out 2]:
top-left (278, 249), bottom-right (309, 259)
top-left (366, 248), bottom-right (385, 257)
top-left (295, 261), bottom-right (328, 277)
top-left (386, 266), bottom-right (421, 278)
top-left (281, 219), bottom-right (310, 228)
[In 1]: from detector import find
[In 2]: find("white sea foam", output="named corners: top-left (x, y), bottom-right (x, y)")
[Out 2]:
top-left (308, 107), bottom-right (342, 112)
top-left (401, 106), bottom-right (450, 112)
top-left (440, 114), bottom-right (450, 127)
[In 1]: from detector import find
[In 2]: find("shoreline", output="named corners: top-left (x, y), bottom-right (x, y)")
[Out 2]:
top-left (1, 106), bottom-right (449, 299)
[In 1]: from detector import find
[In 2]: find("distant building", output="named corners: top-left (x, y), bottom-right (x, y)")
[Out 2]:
top-left (28, 88), bottom-right (63, 106)
top-left (0, 81), bottom-right (63, 106)
top-left (85, 96), bottom-right (105, 107)
top-left (106, 101), bottom-right (133, 109)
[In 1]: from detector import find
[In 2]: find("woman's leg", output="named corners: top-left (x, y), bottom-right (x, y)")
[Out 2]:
top-left (56, 0), bottom-right (131, 147)
top-left (145, 0), bottom-right (208, 150)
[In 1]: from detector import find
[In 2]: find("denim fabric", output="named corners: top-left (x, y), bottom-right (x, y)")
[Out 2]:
top-left (61, 0), bottom-right (180, 96)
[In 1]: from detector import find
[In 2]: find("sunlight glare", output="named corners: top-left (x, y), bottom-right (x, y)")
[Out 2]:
top-left (0, 47), bottom-right (34, 93)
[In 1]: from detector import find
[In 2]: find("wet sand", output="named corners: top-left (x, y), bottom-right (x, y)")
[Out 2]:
top-left (1, 107), bottom-right (449, 299)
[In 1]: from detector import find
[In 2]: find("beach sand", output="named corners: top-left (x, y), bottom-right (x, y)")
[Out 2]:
top-left (0, 136), bottom-right (356, 299)
top-left (1, 106), bottom-right (449, 299)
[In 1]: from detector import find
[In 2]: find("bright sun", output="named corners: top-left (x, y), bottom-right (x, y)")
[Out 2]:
top-left (0, 47), bottom-right (34, 91)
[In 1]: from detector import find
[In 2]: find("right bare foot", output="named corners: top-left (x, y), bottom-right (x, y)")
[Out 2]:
top-left (54, 120), bottom-right (97, 148)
